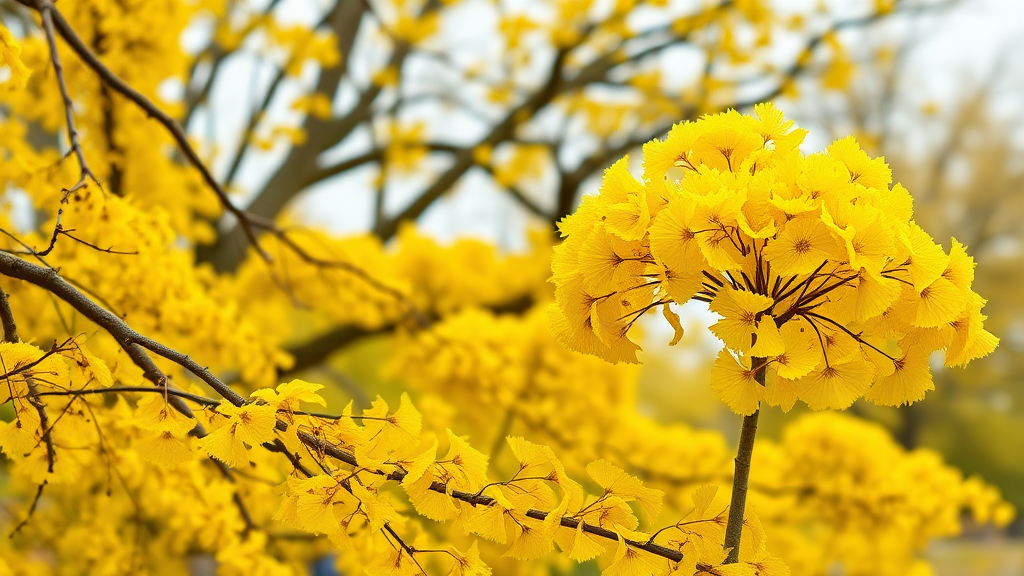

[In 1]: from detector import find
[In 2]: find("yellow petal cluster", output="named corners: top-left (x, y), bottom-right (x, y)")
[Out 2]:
top-left (550, 104), bottom-right (996, 414)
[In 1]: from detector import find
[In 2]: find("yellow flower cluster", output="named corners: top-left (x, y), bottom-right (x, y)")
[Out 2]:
top-left (550, 104), bottom-right (997, 414)
top-left (0, 0), bottom-right (221, 241)
top-left (231, 225), bottom-right (551, 350)
top-left (390, 307), bottom-right (728, 476)
top-left (0, 355), bottom-right (310, 575)
top-left (248, 388), bottom-right (787, 576)
top-left (2, 190), bottom-right (291, 387)
top-left (753, 413), bottom-right (1015, 576)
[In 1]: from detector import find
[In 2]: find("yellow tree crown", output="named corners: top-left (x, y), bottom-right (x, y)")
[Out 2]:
top-left (550, 104), bottom-right (997, 415)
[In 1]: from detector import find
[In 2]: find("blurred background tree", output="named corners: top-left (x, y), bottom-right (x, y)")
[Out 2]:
top-left (787, 9), bottom-right (1024, 512)
top-left (2, 0), bottom-right (1023, 573)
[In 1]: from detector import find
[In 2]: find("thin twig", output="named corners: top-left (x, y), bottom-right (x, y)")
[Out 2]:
top-left (35, 385), bottom-right (220, 406)
top-left (37, 1), bottom-right (98, 197)
top-left (8, 484), bottom-right (45, 538)
top-left (0, 288), bottom-right (19, 343)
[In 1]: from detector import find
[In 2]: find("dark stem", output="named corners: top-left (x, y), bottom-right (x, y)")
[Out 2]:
top-left (38, 2), bottom-right (97, 195)
top-left (722, 358), bottom-right (765, 563)
top-left (0, 288), bottom-right (19, 343)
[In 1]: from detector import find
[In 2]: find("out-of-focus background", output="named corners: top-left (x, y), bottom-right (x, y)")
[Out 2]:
top-left (4, 0), bottom-right (1024, 573)
top-left (189, 0), bottom-right (1024, 572)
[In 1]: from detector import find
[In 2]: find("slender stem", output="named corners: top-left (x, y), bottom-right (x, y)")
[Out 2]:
top-left (722, 358), bottom-right (765, 564)
top-left (0, 288), bottom-right (19, 343)
top-left (38, 3), bottom-right (96, 195)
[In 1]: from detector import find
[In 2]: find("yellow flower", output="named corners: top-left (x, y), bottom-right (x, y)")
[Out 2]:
top-left (761, 216), bottom-right (840, 276)
top-left (709, 288), bottom-right (774, 352)
top-left (710, 351), bottom-right (766, 416)
top-left (196, 403), bottom-right (277, 467)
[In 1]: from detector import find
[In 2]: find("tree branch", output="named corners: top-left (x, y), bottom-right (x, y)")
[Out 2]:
top-left (37, 1), bottom-right (98, 196)
top-left (0, 287), bottom-right (19, 343)
top-left (196, 0), bottom-right (375, 271)
top-left (475, 161), bottom-right (552, 220)
top-left (722, 361), bottom-right (764, 563)
top-left (181, 0), bottom-right (286, 128)
top-left (304, 149), bottom-right (383, 189)
top-left (372, 49), bottom-right (569, 241)
top-left (297, 430), bottom-right (685, 562)
top-left (220, 3), bottom-right (344, 192)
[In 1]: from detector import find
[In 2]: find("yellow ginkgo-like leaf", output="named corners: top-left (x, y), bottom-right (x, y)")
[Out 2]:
top-left (135, 431), bottom-right (193, 467)
top-left (586, 460), bottom-right (663, 523)
top-left (709, 351), bottom-right (765, 416)
top-left (449, 542), bottom-right (491, 576)
top-left (603, 537), bottom-right (668, 576)
top-left (135, 395), bottom-right (197, 437)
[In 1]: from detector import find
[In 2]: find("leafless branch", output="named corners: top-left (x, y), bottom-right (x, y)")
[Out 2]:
top-left (36, 2), bottom-right (98, 197)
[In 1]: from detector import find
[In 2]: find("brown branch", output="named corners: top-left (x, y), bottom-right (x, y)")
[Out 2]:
top-left (36, 2), bottom-right (98, 197)
top-left (181, 0), bottom-right (286, 128)
top-left (0, 257), bottom-right (328, 546)
top-left (220, 1), bottom-right (343, 192)
top-left (722, 362), bottom-right (764, 564)
top-left (304, 150), bottom-right (383, 189)
top-left (35, 385), bottom-right (220, 406)
top-left (195, 0), bottom-right (375, 271)
top-left (475, 160), bottom-right (553, 220)
top-left (0, 251), bottom-right (246, 410)
top-left (297, 431), bottom-right (685, 562)
top-left (55, 229), bottom-right (138, 255)
top-left (25, 377), bottom-right (57, 474)
top-left (0, 287), bottom-right (19, 343)
top-left (371, 48), bottom-right (569, 241)
top-left (8, 484), bottom-right (45, 538)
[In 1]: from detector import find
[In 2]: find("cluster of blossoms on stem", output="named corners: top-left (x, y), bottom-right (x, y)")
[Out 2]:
top-left (550, 104), bottom-right (997, 415)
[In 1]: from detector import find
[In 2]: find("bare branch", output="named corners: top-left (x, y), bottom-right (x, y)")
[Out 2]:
top-left (37, 2), bottom-right (98, 197)
top-left (182, 0), bottom-right (286, 128)
top-left (0, 287), bottom-right (19, 343)
top-left (8, 484), bottom-right (45, 538)
top-left (475, 161), bottom-right (552, 220)
top-left (372, 48), bottom-right (570, 240)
